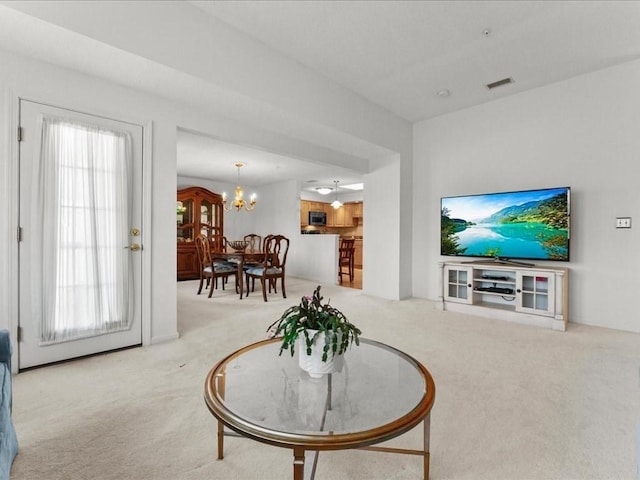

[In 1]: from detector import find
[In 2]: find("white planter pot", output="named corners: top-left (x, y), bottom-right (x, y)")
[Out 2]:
top-left (297, 330), bottom-right (344, 378)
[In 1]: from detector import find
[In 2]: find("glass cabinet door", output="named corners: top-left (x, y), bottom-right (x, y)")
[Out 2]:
top-left (200, 199), bottom-right (213, 238)
top-left (516, 271), bottom-right (555, 316)
top-left (177, 198), bottom-right (194, 242)
top-left (211, 203), bottom-right (223, 239)
top-left (443, 266), bottom-right (472, 304)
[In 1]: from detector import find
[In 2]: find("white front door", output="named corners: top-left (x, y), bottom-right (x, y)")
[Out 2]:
top-left (18, 100), bottom-right (144, 369)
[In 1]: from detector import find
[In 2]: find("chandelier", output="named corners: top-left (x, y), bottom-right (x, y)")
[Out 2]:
top-left (222, 162), bottom-right (257, 212)
top-left (331, 180), bottom-right (343, 209)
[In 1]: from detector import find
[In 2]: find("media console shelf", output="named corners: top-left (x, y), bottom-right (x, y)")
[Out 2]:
top-left (438, 261), bottom-right (569, 331)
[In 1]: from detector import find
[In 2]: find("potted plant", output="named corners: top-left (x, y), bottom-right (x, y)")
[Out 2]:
top-left (267, 285), bottom-right (361, 377)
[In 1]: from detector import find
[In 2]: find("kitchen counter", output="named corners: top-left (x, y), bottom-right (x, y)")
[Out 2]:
top-left (296, 234), bottom-right (340, 285)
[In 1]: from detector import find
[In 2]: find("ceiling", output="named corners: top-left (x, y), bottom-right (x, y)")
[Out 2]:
top-left (177, 129), bottom-right (365, 192)
top-left (183, 0), bottom-right (640, 190)
top-left (3, 1), bottom-right (640, 192)
top-left (193, 1), bottom-right (640, 122)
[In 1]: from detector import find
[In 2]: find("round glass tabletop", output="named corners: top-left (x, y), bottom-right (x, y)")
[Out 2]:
top-left (204, 338), bottom-right (435, 451)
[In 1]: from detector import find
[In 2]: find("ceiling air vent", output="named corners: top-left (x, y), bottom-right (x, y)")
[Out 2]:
top-left (486, 77), bottom-right (514, 90)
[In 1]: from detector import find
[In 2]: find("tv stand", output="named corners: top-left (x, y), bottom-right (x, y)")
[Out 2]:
top-left (462, 257), bottom-right (535, 268)
top-left (438, 261), bottom-right (569, 331)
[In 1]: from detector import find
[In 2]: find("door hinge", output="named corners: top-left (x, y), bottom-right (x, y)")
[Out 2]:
top-left (17, 126), bottom-right (23, 142)
top-left (17, 226), bottom-right (22, 242)
top-left (17, 326), bottom-right (22, 342)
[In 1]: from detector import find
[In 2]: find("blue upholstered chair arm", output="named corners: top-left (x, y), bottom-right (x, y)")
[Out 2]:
top-left (0, 330), bottom-right (12, 373)
top-left (0, 328), bottom-right (18, 477)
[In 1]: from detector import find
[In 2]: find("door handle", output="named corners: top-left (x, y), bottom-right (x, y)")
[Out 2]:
top-left (125, 243), bottom-right (142, 251)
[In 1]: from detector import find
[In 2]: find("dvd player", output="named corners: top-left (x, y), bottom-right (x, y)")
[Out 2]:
top-left (481, 274), bottom-right (509, 281)
top-left (475, 286), bottom-right (514, 294)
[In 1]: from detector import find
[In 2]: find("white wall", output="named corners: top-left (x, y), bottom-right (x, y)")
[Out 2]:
top-left (250, 180), bottom-right (300, 242)
top-left (0, 51), bottom-right (346, 346)
top-left (413, 59), bottom-right (640, 333)
top-left (363, 156), bottom-right (402, 299)
top-left (0, 49), bottom-right (178, 343)
top-left (0, 6), bottom-right (417, 361)
top-left (293, 235), bottom-right (340, 286)
top-left (3, 1), bottom-right (410, 163)
top-left (0, 51), bottom-right (351, 345)
top-left (0, 1), bottom-right (415, 302)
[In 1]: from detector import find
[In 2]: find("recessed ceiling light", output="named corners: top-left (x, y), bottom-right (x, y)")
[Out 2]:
top-left (437, 89), bottom-right (450, 98)
top-left (316, 187), bottom-right (332, 195)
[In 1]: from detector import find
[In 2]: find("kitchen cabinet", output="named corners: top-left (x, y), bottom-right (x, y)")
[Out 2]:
top-left (331, 205), bottom-right (345, 226)
top-left (308, 201), bottom-right (326, 212)
top-left (329, 203), bottom-right (355, 227)
top-left (353, 239), bottom-right (363, 268)
top-left (301, 200), bottom-right (330, 226)
top-left (344, 203), bottom-right (356, 225)
top-left (300, 200), bottom-right (361, 227)
top-left (300, 201), bottom-right (310, 226)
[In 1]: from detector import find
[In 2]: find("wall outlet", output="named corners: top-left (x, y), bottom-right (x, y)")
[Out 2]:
top-left (616, 217), bottom-right (632, 228)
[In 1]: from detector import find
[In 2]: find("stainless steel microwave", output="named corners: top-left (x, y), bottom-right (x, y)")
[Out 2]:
top-left (308, 211), bottom-right (327, 226)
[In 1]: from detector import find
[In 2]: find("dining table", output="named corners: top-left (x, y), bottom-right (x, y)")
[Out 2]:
top-left (212, 249), bottom-right (266, 299)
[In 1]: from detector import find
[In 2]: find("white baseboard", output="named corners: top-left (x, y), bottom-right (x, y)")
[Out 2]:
top-left (150, 332), bottom-right (179, 344)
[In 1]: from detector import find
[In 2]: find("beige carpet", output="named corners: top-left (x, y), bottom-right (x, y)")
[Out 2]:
top-left (9, 277), bottom-right (640, 479)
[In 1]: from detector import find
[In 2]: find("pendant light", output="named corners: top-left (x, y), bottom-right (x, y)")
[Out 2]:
top-left (331, 180), bottom-right (343, 209)
top-left (222, 162), bottom-right (257, 212)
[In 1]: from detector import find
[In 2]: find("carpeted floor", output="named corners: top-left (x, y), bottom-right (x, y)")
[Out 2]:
top-left (9, 277), bottom-right (640, 479)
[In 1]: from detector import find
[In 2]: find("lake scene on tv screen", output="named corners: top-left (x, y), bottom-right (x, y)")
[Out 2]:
top-left (441, 187), bottom-right (570, 261)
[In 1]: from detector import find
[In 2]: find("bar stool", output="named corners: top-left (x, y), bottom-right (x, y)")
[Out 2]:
top-left (338, 238), bottom-right (355, 284)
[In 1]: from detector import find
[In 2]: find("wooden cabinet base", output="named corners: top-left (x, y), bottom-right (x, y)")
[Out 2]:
top-left (177, 243), bottom-right (199, 280)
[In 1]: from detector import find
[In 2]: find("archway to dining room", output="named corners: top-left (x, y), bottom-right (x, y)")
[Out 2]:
top-left (175, 126), bottom-right (368, 307)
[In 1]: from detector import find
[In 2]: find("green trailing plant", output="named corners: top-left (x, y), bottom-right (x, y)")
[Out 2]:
top-left (267, 285), bottom-right (361, 362)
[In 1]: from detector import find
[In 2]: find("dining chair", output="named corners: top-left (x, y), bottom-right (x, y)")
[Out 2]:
top-left (243, 233), bottom-right (263, 253)
top-left (194, 234), bottom-right (238, 297)
top-left (241, 233), bottom-right (264, 274)
top-left (244, 234), bottom-right (289, 302)
top-left (338, 238), bottom-right (356, 284)
top-left (218, 236), bottom-right (240, 287)
top-left (222, 236), bottom-right (230, 252)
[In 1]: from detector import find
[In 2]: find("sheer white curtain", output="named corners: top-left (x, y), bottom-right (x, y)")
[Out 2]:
top-left (31, 115), bottom-right (133, 345)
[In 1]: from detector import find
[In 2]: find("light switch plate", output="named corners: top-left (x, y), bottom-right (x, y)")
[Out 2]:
top-left (616, 217), bottom-right (632, 228)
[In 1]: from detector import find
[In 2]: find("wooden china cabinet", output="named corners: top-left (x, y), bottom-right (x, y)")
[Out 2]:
top-left (176, 187), bottom-right (224, 280)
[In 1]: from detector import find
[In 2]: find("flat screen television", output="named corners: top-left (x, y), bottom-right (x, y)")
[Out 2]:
top-left (441, 187), bottom-right (570, 263)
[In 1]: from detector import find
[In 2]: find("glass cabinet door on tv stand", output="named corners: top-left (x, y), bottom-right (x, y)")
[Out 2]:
top-left (443, 265), bottom-right (473, 304)
top-left (515, 271), bottom-right (556, 317)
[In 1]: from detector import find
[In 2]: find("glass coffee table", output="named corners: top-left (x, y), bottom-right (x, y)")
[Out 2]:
top-left (204, 338), bottom-right (436, 480)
